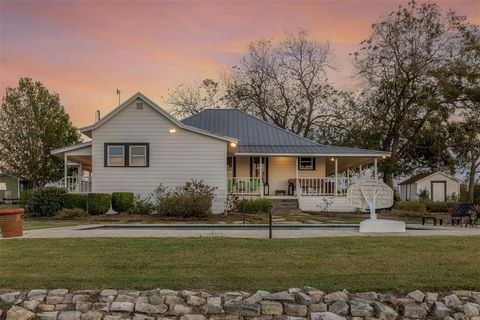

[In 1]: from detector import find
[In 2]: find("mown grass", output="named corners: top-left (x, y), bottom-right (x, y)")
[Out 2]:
top-left (1, 236), bottom-right (479, 292)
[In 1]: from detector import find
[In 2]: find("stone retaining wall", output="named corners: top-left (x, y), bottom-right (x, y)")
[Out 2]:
top-left (1, 288), bottom-right (480, 320)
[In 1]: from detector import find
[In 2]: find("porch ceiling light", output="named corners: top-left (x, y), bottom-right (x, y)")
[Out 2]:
top-left (169, 128), bottom-right (176, 133)
top-left (230, 142), bottom-right (237, 147)
top-left (382, 155), bottom-right (387, 159)
top-left (330, 157), bottom-right (335, 161)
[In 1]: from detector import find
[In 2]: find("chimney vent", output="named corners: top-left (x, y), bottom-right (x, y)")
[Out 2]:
top-left (95, 110), bottom-right (101, 122)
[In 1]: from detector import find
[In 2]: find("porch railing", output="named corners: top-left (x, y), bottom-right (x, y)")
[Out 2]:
top-left (296, 177), bottom-right (347, 196)
top-left (47, 176), bottom-right (92, 193)
top-left (227, 177), bottom-right (261, 195)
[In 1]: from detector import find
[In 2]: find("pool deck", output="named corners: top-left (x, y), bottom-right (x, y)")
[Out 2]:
top-left (7, 223), bottom-right (480, 239)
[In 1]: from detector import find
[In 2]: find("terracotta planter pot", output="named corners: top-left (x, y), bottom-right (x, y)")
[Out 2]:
top-left (0, 208), bottom-right (24, 238)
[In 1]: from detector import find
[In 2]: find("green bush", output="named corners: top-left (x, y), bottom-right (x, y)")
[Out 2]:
top-left (424, 201), bottom-right (456, 213)
top-left (460, 184), bottom-right (480, 204)
top-left (86, 193), bottom-right (111, 215)
top-left (157, 194), bottom-right (213, 218)
top-left (236, 198), bottom-right (273, 214)
top-left (128, 195), bottom-right (155, 215)
top-left (395, 200), bottom-right (427, 214)
top-left (20, 189), bottom-right (35, 207)
top-left (112, 192), bottom-right (134, 212)
top-left (56, 208), bottom-right (88, 219)
top-left (26, 187), bottom-right (66, 217)
top-left (64, 193), bottom-right (87, 210)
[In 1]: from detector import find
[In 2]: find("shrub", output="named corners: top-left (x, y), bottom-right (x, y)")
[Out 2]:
top-left (128, 195), bottom-right (155, 215)
top-left (424, 201), bottom-right (456, 213)
top-left (27, 187), bottom-right (66, 217)
top-left (20, 189), bottom-right (35, 207)
top-left (236, 198), bottom-right (272, 214)
top-left (395, 200), bottom-right (427, 214)
top-left (418, 188), bottom-right (430, 201)
top-left (86, 193), bottom-right (111, 215)
top-left (154, 180), bottom-right (217, 218)
top-left (112, 192), bottom-right (134, 212)
top-left (64, 193), bottom-right (87, 210)
top-left (56, 208), bottom-right (88, 219)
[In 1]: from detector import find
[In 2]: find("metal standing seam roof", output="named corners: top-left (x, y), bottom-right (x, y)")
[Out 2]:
top-left (181, 109), bottom-right (390, 156)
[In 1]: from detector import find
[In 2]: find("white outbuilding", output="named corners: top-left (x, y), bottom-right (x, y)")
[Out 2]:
top-left (399, 172), bottom-right (460, 202)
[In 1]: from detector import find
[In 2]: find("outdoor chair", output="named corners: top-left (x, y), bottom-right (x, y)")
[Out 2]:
top-left (469, 205), bottom-right (480, 227)
top-left (447, 203), bottom-right (474, 227)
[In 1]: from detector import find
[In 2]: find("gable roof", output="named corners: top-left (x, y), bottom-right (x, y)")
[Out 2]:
top-left (182, 109), bottom-right (390, 156)
top-left (51, 141), bottom-right (92, 156)
top-left (399, 172), bottom-right (459, 185)
top-left (79, 92), bottom-right (236, 143)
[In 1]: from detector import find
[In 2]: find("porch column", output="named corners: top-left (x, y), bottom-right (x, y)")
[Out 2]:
top-left (347, 168), bottom-right (350, 186)
top-left (295, 157), bottom-right (299, 196)
top-left (64, 154), bottom-right (68, 190)
top-left (334, 158), bottom-right (338, 196)
top-left (78, 162), bottom-right (83, 193)
top-left (374, 158), bottom-right (378, 180)
top-left (259, 157), bottom-right (264, 197)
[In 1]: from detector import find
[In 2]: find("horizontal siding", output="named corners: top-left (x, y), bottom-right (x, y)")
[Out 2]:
top-left (91, 99), bottom-right (227, 213)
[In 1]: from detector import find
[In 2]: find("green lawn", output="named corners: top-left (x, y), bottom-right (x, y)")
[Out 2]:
top-left (1, 236), bottom-right (479, 292)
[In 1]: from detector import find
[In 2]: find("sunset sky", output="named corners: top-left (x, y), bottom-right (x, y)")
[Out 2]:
top-left (1, 0), bottom-right (479, 127)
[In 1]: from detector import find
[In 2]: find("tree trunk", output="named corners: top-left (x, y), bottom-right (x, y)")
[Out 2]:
top-left (467, 157), bottom-right (479, 203)
top-left (384, 172), bottom-right (394, 188)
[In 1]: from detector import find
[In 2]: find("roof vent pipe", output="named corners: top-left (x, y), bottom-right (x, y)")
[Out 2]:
top-left (95, 110), bottom-right (101, 122)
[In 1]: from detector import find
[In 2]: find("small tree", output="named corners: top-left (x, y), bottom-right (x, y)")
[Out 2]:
top-left (0, 78), bottom-right (80, 187)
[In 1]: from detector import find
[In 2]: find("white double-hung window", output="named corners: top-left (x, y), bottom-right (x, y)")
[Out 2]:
top-left (105, 143), bottom-right (149, 167)
top-left (107, 145), bottom-right (125, 167)
top-left (129, 145), bottom-right (147, 167)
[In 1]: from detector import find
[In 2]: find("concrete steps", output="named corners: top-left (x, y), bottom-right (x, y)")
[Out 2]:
top-left (271, 199), bottom-right (299, 211)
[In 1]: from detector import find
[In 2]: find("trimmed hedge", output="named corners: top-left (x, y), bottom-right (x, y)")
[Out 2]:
top-left (394, 200), bottom-right (427, 214)
top-left (236, 198), bottom-right (273, 214)
top-left (27, 187), bottom-right (66, 217)
top-left (112, 192), bottom-right (134, 212)
top-left (424, 201), bottom-right (456, 213)
top-left (64, 193), bottom-right (87, 210)
top-left (87, 193), bottom-right (111, 215)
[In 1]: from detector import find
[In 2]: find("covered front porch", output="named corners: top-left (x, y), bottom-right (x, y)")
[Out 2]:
top-left (227, 155), bottom-right (386, 212)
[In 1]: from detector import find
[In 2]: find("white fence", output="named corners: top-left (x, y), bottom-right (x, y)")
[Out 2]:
top-left (227, 177), bottom-right (261, 195)
top-left (47, 176), bottom-right (92, 193)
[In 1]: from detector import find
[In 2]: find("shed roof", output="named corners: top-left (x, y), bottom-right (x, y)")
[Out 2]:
top-left (399, 172), bottom-right (459, 185)
top-left (182, 109), bottom-right (390, 156)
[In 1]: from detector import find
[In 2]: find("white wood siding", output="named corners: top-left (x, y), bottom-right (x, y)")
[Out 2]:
top-left (416, 173), bottom-right (460, 201)
top-left (91, 99), bottom-right (227, 213)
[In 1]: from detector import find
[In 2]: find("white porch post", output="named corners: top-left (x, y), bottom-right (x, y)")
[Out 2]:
top-left (334, 158), bottom-right (338, 196)
top-left (259, 157), bottom-right (264, 197)
top-left (347, 168), bottom-right (350, 186)
top-left (78, 162), bottom-right (83, 192)
top-left (295, 157), bottom-right (299, 196)
top-left (64, 154), bottom-right (68, 190)
top-left (359, 165), bottom-right (363, 177)
top-left (374, 158), bottom-right (378, 180)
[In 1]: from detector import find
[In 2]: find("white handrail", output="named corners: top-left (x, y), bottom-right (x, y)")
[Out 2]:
top-left (297, 177), bottom-right (345, 196)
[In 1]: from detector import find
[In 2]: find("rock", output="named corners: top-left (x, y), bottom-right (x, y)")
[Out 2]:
top-left (350, 300), bottom-right (373, 317)
top-left (150, 294), bottom-right (165, 305)
top-left (180, 291), bottom-right (198, 298)
top-left (135, 302), bottom-right (168, 314)
top-left (378, 293), bottom-right (397, 307)
top-left (402, 303), bottom-right (427, 319)
top-left (408, 290), bottom-right (425, 303)
top-left (6, 306), bottom-right (35, 320)
top-left (58, 311), bottom-right (82, 320)
top-left (372, 301), bottom-right (397, 320)
top-left (75, 302), bottom-right (93, 312)
top-left (425, 292), bottom-right (439, 304)
top-left (453, 291), bottom-right (471, 298)
top-left (100, 289), bottom-right (118, 297)
top-left (264, 292), bottom-right (295, 302)
top-left (186, 296), bottom-right (206, 307)
top-left (244, 293), bottom-right (265, 305)
top-left (443, 294), bottom-right (462, 308)
top-left (55, 305), bottom-right (68, 311)
top-left (39, 305), bottom-right (56, 312)
top-left (294, 292), bottom-right (312, 305)
top-left (27, 290), bottom-right (47, 298)
top-left (49, 289), bottom-right (68, 297)
top-left (72, 295), bottom-right (90, 303)
top-left (323, 292), bottom-right (349, 305)
top-left (36, 312), bottom-right (59, 320)
top-left (103, 316), bottom-right (122, 320)
top-left (115, 294), bottom-right (136, 303)
top-left (159, 290), bottom-right (178, 296)
top-left (92, 302), bottom-right (110, 312)
top-left (62, 295), bottom-right (74, 304)
top-left (1, 292), bottom-right (19, 304)
top-left (200, 296), bottom-right (223, 314)
top-left (110, 301), bottom-right (135, 312)
top-left (222, 292), bottom-right (243, 302)
top-left (133, 315), bottom-right (154, 320)
top-left (22, 300), bottom-right (39, 311)
top-left (47, 296), bottom-right (65, 304)
top-left (432, 301), bottom-right (451, 319)
top-left (309, 311), bottom-right (346, 320)
top-left (179, 315), bottom-right (206, 320)
top-left (397, 298), bottom-right (416, 305)
top-left (169, 304), bottom-right (193, 316)
top-left (224, 301), bottom-right (261, 316)
top-left (453, 312), bottom-right (467, 320)
top-left (457, 303), bottom-right (480, 317)
top-left (283, 303), bottom-right (307, 317)
top-left (355, 292), bottom-right (377, 301)
top-left (327, 301), bottom-right (349, 316)
top-left (308, 304), bottom-right (327, 313)
top-left (164, 295), bottom-right (185, 305)
top-left (303, 287), bottom-right (323, 296)
top-left (260, 301), bottom-right (283, 315)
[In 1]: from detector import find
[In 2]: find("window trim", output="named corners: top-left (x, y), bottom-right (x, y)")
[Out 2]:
top-left (104, 143), bottom-right (149, 167)
top-left (298, 157), bottom-right (316, 171)
top-left (106, 145), bottom-right (125, 167)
